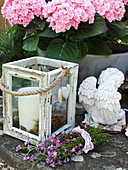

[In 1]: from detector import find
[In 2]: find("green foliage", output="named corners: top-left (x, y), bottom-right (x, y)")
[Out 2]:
top-left (6, 13), bottom-right (128, 62)
top-left (38, 37), bottom-right (52, 50)
top-left (38, 27), bottom-right (60, 38)
top-left (86, 36), bottom-right (112, 55)
top-left (0, 25), bottom-right (37, 76)
top-left (86, 125), bottom-right (113, 147)
top-left (46, 38), bottom-right (79, 61)
top-left (0, 31), bottom-right (15, 76)
top-left (23, 36), bottom-right (39, 51)
top-left (11, 14), bottom-right (110, 62)
top-left (107, 21), bottom-right (128, 39)
top-left (77, 41), bottom-right (88, 59)
top-left (70, 14), bottom-right (108, 40)
top-left (7, 24), bottom-right (18, 34)
top-left (120, 35), bottom-right (128, 44)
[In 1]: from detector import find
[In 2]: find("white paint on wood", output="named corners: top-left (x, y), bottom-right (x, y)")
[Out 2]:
top-left (52, 124), bottom-right (71, 137)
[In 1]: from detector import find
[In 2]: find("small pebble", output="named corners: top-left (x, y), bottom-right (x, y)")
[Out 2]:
top-left (91, 152), bottom-right (101, 158)
top-left (116, 168), bottom-right (126, 170)
top-left (71, 155), bottom-right (84, 162)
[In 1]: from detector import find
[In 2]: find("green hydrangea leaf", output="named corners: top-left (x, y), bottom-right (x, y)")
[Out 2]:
top-left (86, 37), bottom-right (112, 55)
top-left (23, 36), bottom-right (39, 51)
top-left (107, 21), bottom-right (128, 38)
top-left (77, 41), bottom-right (88, 59)
top-left (120, 35), bottom-right (128, 43)
top-left (46, 38), bottom-right (79, 62)
top-left (38, 27), bottom-right (60, 38)
top-left (71, 14), bottom-right (108, 40)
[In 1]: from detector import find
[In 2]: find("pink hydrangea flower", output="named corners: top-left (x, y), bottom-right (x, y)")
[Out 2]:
top-left (91, 0), bottom-right (126, 22)
top-left (123, 0), bottom-right (128, 5)
top-left (72, 126), bottom-right (94, 153)
top-left (1, 0), bottom-right (46, 27)
top-left (43, 0), bottom-right (96, 33)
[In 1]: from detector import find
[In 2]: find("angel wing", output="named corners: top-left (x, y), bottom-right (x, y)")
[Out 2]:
top-left (78, 76), bottom-right (97, 114)
top-left (91, 82), bottom-right (122, 125)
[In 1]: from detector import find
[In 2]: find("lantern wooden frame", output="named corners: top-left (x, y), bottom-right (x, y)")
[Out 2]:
top-left (2, 56), bottom-right (78, 143)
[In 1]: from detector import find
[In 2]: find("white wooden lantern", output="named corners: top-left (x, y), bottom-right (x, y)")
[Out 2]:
top-left (1, 56), bottom-right (78, 143)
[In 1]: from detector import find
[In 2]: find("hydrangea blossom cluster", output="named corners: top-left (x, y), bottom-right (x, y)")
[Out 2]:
top-left (43, 0), bottom-right (96, 33)
top-left (123, 0), bottom-right (128, 5)
top-left (1, 0), bottom-right (46, 27)
top-left (91, 0), bottom-right (126, 22)
top-left (16, 126), bottom-right (93, 168)
top-left (1, 0), bottom-right (128, 32)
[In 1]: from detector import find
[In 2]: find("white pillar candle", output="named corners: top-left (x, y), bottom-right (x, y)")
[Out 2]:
top-left (18, 87), bottom-right (40, 132)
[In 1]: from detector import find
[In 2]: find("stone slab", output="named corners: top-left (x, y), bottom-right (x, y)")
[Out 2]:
top-left (0, 133), bottom-right (128, 170)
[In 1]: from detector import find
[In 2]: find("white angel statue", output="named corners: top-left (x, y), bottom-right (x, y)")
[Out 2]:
top-left (78, 68), bottom-right (125, 125)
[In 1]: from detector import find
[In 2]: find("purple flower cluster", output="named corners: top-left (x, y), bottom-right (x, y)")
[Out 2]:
top-left (16, 126), bottom-right (94, 168)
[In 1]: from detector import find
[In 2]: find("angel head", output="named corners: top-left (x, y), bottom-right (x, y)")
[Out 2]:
top-left (98, 68), bottom-right (124, 89)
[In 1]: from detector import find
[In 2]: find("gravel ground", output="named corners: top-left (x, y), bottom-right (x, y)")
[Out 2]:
top-left (0, 158), bottom-right (14, 170)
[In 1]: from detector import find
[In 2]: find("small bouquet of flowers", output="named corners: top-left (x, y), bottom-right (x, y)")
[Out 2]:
top-left (16, 125), bottom-right (111, 168)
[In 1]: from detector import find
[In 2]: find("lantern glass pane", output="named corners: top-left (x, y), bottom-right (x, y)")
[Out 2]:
top-left (51, 75), bottom-right (70, 133)
top-left (12, 76), bottom-right (39, 136)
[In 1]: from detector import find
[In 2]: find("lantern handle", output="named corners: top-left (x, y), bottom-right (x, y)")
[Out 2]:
top-left (0, 67), bottom-right (69, 96)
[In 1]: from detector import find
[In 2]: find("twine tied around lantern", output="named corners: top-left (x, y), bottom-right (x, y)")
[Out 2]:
top-left (0, 66), bottom-right (70, 97)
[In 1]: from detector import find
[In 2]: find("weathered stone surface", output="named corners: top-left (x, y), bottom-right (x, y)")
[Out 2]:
top-left (102, 165), bottom-right (116, 170)
top-left (0, 133), bottom-right (128, 170)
